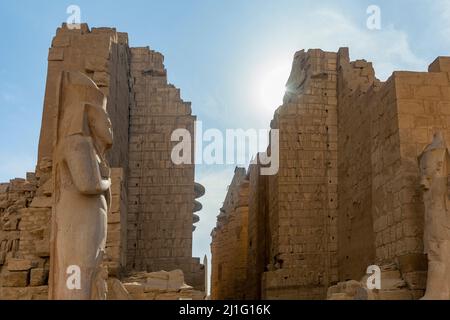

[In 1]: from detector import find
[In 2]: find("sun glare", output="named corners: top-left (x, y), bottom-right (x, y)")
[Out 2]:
top-left (258, 64), bottom-right (292, 111)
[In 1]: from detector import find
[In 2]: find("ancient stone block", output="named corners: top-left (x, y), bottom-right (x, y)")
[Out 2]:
top-left (48, 47), bottom-right (64, 61)
top-left (34, 240), bottom-right (50, 257)
top-left (429, 57), bottom-right (450, 73)
top-left (93, 71), bottom-right (110, 87)
top-left (2, 271), bottom-right (29, 287)
top-left (30, 196), bottom-right (52, 208)
top-left (7, 259), bottom-right (35, 271)
top-left (30, 268), bottom-right (49, 287)
top-left (85, 56), bottom-right (108, 72)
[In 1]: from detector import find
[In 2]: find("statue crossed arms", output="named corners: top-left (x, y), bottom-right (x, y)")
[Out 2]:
top-left (418, 132), bottom-right (450, 300)
top-left (50, 71), bottom-right (113, 300)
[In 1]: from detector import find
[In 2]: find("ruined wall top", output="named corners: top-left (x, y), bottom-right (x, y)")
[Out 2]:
top-left (37, 23), bottom-right (130, 172)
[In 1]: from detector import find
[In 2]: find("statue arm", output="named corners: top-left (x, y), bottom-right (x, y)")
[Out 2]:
top-left (63, 134), bottom-right (111, 195)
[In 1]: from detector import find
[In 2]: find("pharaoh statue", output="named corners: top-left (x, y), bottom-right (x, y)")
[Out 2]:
top-left (49, 71), bottom-right (113, 300)
top-left (418, 132), bottom-right (450, 300)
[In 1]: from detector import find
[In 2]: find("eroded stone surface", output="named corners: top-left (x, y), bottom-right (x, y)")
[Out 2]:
top-left (418, 133), bottom-right (450, 300)
top-left (211, 50), bottom-right (450, 300)
top-left (0, 23), bottom-right (205, 300)
top-left (122, 270), bottom-right (205, 300)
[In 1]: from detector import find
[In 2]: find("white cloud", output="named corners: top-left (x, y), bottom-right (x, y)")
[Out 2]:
top-left (295, 8), bottom-right (427, 80)
top-left (242, 5), bottom-right (428, 129)
top-left (193, 5), bottom-right (429, 257)
top-left (440, 0), bottom-right (450, 38)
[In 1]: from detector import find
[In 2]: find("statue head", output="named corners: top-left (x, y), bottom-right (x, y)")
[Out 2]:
top-left (57, 71), bottom-right (113, 155)
top-left (418, 132), bottom-right (450, 191)
top-left (86, 103), bottom-right (113, 155)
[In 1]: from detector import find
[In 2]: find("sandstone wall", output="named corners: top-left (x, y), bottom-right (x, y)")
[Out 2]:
top-left (337, 53), bottom-right (450, 292)
top-left (0, 176), bottom-right (50, 299)
top-left (336, 48), bottom-right (378, 281)
top-left (378, 59), bottom-right (450, 287)
top-left (211, 49), bottom-right (450, 300)
top-left (105, 168), bottom-right (128, 277)
top-left (37, 24), bottom-right (132, 171)
top-left (33, 23), bottom-right (133, 280)
top-left (126, 47), bottom-right (204, 290)
top-left (119, 270), bottom-right (205, 300)
top-left (211, 168), bottom-right (249, 299)
top-left (245, 162), bottom-right (270, 300)
top-left (262, 49), bottom-right (339, 300)
top-left (1, 23), bottom-right (205, 299)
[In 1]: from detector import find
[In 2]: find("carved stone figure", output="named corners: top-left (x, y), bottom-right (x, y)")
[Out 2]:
top-left (418, 132), bottom-right (450, 300)
top-left (49, 71), bottom-right (113, 300)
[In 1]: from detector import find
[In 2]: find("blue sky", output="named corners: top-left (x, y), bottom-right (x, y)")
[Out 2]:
top-left (1, 0), bottom-right (449, 278)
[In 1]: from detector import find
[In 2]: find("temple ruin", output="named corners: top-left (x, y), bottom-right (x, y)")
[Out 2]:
top-left (0, 24), bottom-right (205, 300)
top-left (211, 48), bottom-right (450, 300)
top-left (1, 22), bottom-right (450, 300)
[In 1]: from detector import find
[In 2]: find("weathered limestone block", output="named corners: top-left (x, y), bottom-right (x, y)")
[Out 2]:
top-left (403, 272), bottom-right (427, 291)
top-left (327, 265), bottom-right (415, 300)
top-left (121, 270), bottom-right (205, 300)
top-left (30, 268), bottom-right (49, 287)
top-left (93, 71), bottom-right (110, 87)
top-left (7, 259), bottom-right (36, 271)
top-left (51, 34), bottom-right (70, 48)
top-left (327, 281), bottom-right (370, 300)
top-left (29, 196), bottom-right (52, 208)
top-left (146, 271), bottom-right (173, 290)
top-left (2, 271), bottom-right (29, 287)
top-left (135, 270), bottom-right (187, 291)
top-left (123, 282), bottom-right (144, 295)
top-left (48, 47), bottom-right (64, 61)
top-left (34, 240), bottom-right (50, 258)
top-left (85, 56), bottom-right (109, 72)
top-left (429, 57), bottom-right (450, 73)
top-left (106, 278), bottom-right (131, 300)
top-left (0, 286), bottom-right (48, 300)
